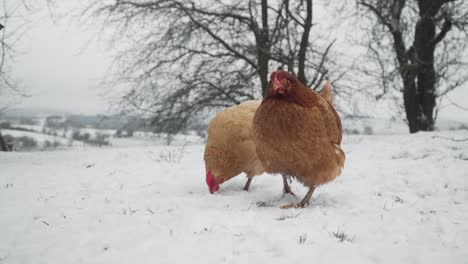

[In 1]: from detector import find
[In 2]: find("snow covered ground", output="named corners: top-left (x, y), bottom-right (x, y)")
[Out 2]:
top-left (0, 131), bottom-right (467, 263)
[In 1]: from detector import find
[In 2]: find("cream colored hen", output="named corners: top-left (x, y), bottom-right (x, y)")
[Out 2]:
top-left (204, 100), bottom-right (264, 193)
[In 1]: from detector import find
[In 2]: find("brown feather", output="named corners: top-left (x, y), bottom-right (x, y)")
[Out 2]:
top-left (320, 80), bottom-right (333, 106)
top-left (253, 73), bottom-right (345, 187)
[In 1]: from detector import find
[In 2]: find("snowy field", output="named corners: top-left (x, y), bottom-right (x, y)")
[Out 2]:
top-left (1, 131), bottom-right (467, 263)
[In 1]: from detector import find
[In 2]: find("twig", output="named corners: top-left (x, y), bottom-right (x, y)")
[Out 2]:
top-left (128, 208), bottom-right (139, 215)
top-left (276, 211), bottom-right (303, 221)
top-left (330, 228), bottom-right (354, 242)
top-left (299, 233), bottom-right (307, 244)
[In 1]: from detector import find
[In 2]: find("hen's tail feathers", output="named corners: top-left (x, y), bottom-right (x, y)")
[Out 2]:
top-left (334, 143), bottom-right (346, 176)
top-left (320, 80), bottom-right (333, 106)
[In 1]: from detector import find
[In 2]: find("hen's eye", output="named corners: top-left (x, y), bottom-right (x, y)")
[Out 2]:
top-left (287, 79), bottom-right (291, 84)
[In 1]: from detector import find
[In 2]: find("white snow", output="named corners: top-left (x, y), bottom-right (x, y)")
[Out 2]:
top-left (1, 131), bottom-right (467, 263)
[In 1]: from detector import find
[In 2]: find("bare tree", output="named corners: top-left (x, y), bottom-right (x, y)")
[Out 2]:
top-left (87, 0), bottom-right (340, 134)
top-left (0, 2), bottom-right (17, 151)
top-left (0, 0), bottom-right (55, 107)
top-left (0, 1), bottom-right (21, 113)
top-left (357, 0), bottom-right (468, 133)
top-left (0, 0), bottom-right (54, 151)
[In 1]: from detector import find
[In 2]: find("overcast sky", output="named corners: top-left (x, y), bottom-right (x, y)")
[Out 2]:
top-left (4, 1), bottom-right (468, 121)
top-left (8, 1), bottom-right (113, 114)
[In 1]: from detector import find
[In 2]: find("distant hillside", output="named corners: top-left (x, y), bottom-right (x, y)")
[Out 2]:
top-left (339, 117), bottom-right (467, 135)
top-left (0, 111), bottom-right (149, 132)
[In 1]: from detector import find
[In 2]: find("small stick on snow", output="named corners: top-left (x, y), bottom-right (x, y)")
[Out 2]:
top-left (383, 200), bottom-right (388, 211)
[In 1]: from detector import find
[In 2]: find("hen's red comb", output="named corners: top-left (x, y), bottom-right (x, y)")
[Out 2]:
top-left (206, 171), bottom-right (219, 193)
top-left (271, 71), bottom-right (281, 84)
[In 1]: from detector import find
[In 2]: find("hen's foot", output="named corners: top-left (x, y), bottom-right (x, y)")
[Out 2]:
top-left (280, 186), bottom-right (316, 209)
top-left (280, 201), bottom-right (310, 209)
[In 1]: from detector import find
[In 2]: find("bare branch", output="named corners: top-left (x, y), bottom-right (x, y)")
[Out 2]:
top-left (432, 16), bottom-right (452, 45)
top-left (355, 0), bottom-right (468, 132)
top-left (87, 0), bottom-right (339, 133)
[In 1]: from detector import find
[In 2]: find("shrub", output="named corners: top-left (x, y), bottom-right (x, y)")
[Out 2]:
top-left (363, 125), bottom-right (374, 135)
top-left (43, 140), bottom-right (62, 149)
top-left (115, 129), bottom-right (134, 138)
top-left (87, 133), bottom-right (110, 147)
top-left (72, 131), bottom-right (91, 141)
top-left (19, 117), bottom-right (38, 125)
top-left (18, 136), bottom-right (38, 149)
top-left (0, 122), bottom-right (11, 129)
top-left (3, 134), bottom-right (14, 142)
top-left (344, 128), bottom-right (360, 135)
top-left (72, 131), bottom-right (110, 146)
top-left (8, 136), bottom-right (38, 151)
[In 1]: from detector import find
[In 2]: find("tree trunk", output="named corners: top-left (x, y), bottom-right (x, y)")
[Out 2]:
top-left (402, 77), bottom-right (421, 133)
top-left (259, 0), bottom-right (271, 96)
top-left (415, 65), bottom-right (436, 131)
top-left (360, 0), bottom-right (455, 133)
top-left (402, 1), bottom-right (442, 133)
top-left (258, 41), bottom-right (270, 96)
top-left (297, 0), bottom-right (313, 85)
top-left (413, 12), bottom-right (437, 131)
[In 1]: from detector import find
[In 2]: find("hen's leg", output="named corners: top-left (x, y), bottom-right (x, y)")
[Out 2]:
top-left (282, 174), bottom-right (296, 197)
top-left (281, 186), bottom-right (316, 209)
top-left (299, 186), bottom-right (316, 207)
top-left (243, 176), bottom-right (253, 191)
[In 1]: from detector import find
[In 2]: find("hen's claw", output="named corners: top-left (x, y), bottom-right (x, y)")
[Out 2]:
top-left (280, 186), bottom-right (316, 209)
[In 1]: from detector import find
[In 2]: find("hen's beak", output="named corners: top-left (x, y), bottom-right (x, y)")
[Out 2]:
top-left (206, 171), bottom-right (226, 194)
top-left (272, 81), bottom-right (285, 94)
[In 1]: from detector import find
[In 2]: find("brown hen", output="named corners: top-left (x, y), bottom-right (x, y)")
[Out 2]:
top-left (253, 71), bottom-right (345, 208)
